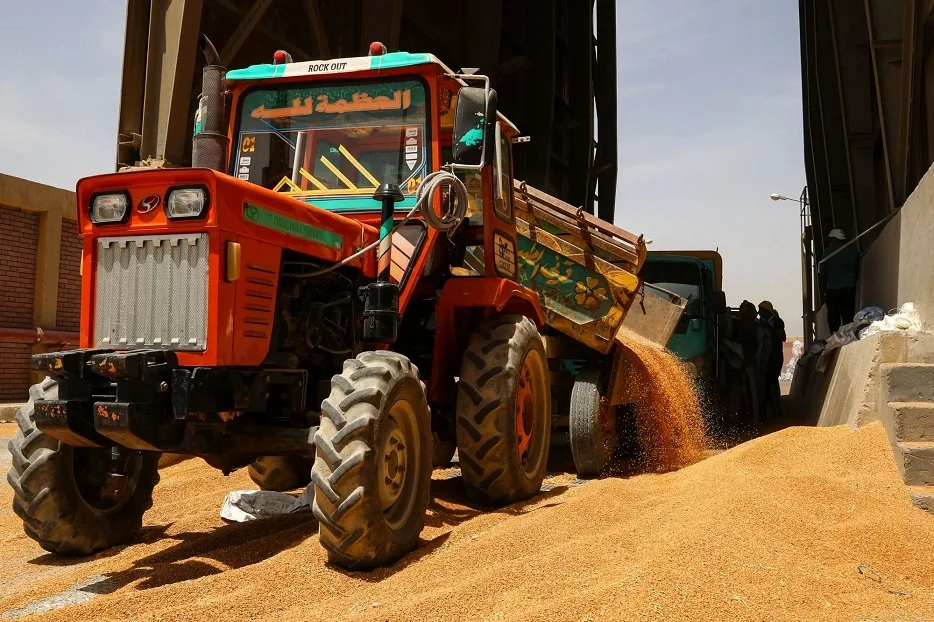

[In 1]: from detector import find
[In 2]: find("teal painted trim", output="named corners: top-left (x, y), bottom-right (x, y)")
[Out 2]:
top-left (303, 195), bottom-right (417, 213)
top-left (243, 203), bottom-right (343, 249)
top-left (370, 52), bottom-right (433, 70)
top-left (379, 219), bottom-right (393, 239)
top-left (226, 64), bottom-right (285, 81)
top-left (227, 53), bottom-right (435, 82)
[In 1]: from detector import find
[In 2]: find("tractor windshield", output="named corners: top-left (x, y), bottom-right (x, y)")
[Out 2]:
top-left (232, 79), bottom-right (429, 204)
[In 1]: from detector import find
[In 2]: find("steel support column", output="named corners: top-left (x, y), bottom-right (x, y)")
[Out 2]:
top-left (827, 0), bottom-right (861, 245)
top-left (864, 0), bottom-right (903, 212)
top-left (138, 0), bottom-right (204, 168)
top-left (592, 0), bottom-right (617, 222)
top-left (219, 0), bottom-right (273, 65)
top-left (116, 0), bottom-right (151, 168)
top-left (895, 0), bottom-right (920, 198)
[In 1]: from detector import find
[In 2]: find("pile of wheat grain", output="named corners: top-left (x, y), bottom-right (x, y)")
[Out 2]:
top-left (0, 391), bottom-right (931, 620)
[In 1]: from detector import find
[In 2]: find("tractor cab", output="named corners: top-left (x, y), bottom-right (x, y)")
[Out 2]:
top-left (223, 47), bottom-right (523, 287)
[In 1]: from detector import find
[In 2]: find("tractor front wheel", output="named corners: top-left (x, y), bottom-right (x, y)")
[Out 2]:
top-left (456, 314), bottom-right (551, 505)
top-left (312, 351), bottom-right (432, 569)
top-left (7, 378), bottom-right (161, 555)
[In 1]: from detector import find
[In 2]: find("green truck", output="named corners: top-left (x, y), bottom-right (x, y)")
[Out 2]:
top-left (640, 251), bottom-right (725, 376)
top-left (640, 251), bottom-right (761, 426)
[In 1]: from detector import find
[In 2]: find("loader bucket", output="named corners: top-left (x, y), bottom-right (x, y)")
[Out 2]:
top-left (618, 282), bottom-right (687, 350)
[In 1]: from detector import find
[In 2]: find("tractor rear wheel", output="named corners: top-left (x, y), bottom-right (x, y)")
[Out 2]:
top-left (456, 314), bottom-right (551, 505)
top-left (312, 351), bottom-right (432, 569)
top-left (7, 378), bottom-right (161, 555)
top-left (569, 366), bottom-right (617, 476)
top-left (248, 456), bottom-right (312, 492)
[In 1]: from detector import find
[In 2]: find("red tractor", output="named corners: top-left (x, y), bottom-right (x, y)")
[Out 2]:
top-left (9, 38), bottom-right (553, 569)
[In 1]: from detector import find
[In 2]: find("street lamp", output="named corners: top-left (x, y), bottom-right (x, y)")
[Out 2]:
top-left (769, 189), bottom-right (816, 345)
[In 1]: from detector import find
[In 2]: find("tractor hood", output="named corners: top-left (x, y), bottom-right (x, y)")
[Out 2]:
top-left (76, 168), bottom-right (379, 275)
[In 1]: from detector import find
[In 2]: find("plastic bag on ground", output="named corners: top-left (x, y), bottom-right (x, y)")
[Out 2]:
top-left (220, 485), bottom-right (314, 523)
top-left (854, 306), bottom-right (885, 325)
top-left (859, 302), bottom-right (921, 340)
top-left (779, 340), bottom-right (804, 382)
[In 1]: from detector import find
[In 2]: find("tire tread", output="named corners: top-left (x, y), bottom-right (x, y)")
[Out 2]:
top-left (455, 314), bottom-right (551, 505)
top-left (312, 351), bottom-right (431, 569)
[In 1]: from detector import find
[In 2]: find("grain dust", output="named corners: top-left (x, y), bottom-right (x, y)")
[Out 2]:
top-left (614, 337), bottom-right (707, 471)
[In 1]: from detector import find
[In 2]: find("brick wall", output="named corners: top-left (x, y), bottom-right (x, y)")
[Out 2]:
top-left (0, 343), bottom-right (33, 402)
top-left (0, 205), bottom-right (39, 401)
top-left (56, 221), bottom-right (82, 332)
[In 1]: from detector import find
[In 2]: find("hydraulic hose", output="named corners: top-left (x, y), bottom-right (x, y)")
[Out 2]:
top-left (291, 170), bottom-right (468, 278)
top-left (413, 169), bottom-right (468, 233)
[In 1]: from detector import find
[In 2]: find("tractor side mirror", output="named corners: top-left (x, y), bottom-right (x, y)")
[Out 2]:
top-left (712, 291), bottom-right (727, 314)
top-left (452, 87), bottom-right (498, 167)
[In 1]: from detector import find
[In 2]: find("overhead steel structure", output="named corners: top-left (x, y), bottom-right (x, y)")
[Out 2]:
top-left (799, 0), bottom-right (934, 338)
top-left (116, 0), bottom-right (617, 221)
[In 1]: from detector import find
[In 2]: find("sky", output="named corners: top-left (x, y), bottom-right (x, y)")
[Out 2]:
top-left (0, 1), bottom-right (805, 334)
top-left (617, 0), bottom-right (805, 334)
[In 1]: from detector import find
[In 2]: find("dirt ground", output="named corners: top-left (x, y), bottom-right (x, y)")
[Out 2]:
top-left (0, 420), bottom-right (932, 621)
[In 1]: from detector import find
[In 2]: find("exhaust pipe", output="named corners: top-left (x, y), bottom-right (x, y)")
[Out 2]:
top-left (192, 34), bottom-right (229, 172)
top-left (200, 34), bottom-right (220, 66)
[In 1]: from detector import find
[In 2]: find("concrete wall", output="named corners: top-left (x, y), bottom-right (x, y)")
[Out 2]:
top-left (0, 174), bottom-right (77, 402)
top-left (799, 330), bottom-right (934, 429)
top-left (860, 163), bottom-right (934, 323)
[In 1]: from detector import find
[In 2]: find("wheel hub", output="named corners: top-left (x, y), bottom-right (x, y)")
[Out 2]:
top-left (516, 362), bottom-right (535, 460)
top-left (73, 447), bottom-right (142, 515)
top-left (378, 417), bottom-right (408, 511)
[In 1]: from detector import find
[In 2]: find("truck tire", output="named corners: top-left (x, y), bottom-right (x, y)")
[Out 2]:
top-left (312, 351), bottom-right (432, 569)
top-left (569, 366), bottom-right (617, 476)
top-left (456, 314), bottom-right (551, 505)
top-left (248, 456), bottom-right (312, 492)
top-left (7, 378), bottom-right (161, 555)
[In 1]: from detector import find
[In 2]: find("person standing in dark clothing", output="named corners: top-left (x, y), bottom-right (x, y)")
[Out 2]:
top-left (758, 301), bottom-right (786, 420)
top-left (820, 229), bottom-right (860, 333)
top-left (737, 301), bottom-right (759, 367)
top-left (735, 300), bottom-right (761, 425)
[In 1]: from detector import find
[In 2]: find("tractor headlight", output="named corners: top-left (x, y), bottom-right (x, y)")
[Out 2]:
top-left (89, 192), bottom-right (129, 224)
top-left (165, 187), bottom-right (208, 219)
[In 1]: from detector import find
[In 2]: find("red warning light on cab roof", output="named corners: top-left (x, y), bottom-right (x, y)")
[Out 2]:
top-left (273, 49), bottom-right (292, 64)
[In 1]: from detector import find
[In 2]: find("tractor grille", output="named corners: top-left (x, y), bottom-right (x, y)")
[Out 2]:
top-left (94, 233), bottom-right (209, 351)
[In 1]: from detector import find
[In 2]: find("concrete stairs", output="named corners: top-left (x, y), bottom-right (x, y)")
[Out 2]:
top-left (880, 363), bottom-right (934, 513)
top-left (909, 486), bottom-right (934, 512)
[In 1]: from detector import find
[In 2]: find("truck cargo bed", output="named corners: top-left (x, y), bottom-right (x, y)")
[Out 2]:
top-left (514, 181), bottom-right (675, 353)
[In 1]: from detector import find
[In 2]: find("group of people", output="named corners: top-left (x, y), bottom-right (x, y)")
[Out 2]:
top-left (733, 299), bottom-right (786, 424)
top-left (730, 227), bottom-right (860, 424)
top-left (719, 228), bottom-right (860, 427)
